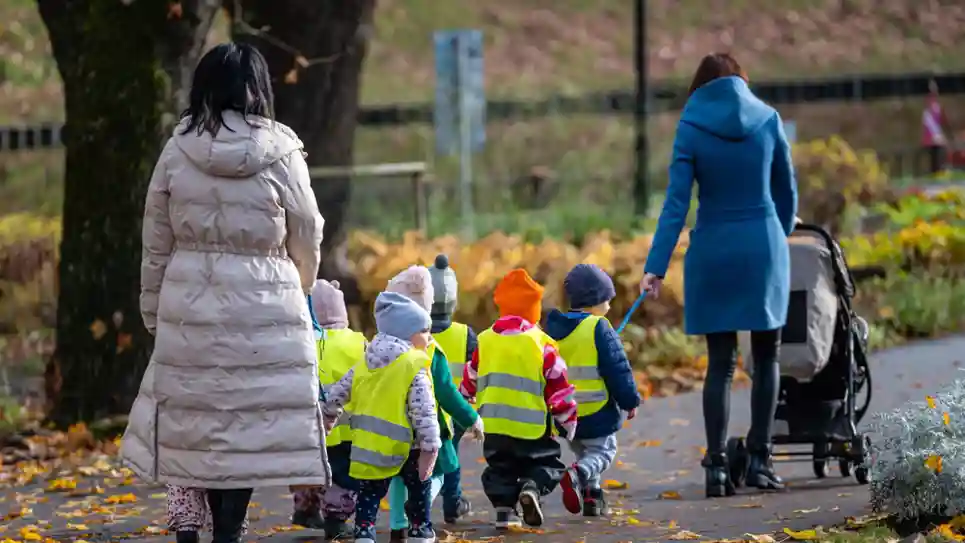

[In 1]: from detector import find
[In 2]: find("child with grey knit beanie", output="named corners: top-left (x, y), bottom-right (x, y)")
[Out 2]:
top-left (428, 253), bottom-right (481, 523)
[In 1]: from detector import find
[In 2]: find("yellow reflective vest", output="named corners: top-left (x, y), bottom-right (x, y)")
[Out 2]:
top-left (433, 322), bottom-right (469, 388)
top-left (349, 349), bottom-right (430, 480)
top-left (475, 327), bottom-right (550, 439)
top-left (556, 315), bottom-right (610, 417)
top-left (317, 328), bottom-right (367, 447)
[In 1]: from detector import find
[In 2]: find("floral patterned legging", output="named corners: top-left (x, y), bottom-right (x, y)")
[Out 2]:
top-left (166, 485), bottom-right (249, 534)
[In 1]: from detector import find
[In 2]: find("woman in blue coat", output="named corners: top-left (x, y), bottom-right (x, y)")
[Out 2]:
top-left (640, 54), bottom-right (798, 498)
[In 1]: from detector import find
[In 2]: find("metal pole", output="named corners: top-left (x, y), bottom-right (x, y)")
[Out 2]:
top-left (632, 0), bottom-right (650, 218)
top-left (456, 36), bottom-right (475, 238)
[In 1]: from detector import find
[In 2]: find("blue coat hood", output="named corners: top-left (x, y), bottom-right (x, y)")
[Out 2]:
top-left (681, 76), bottom-right (775, 141)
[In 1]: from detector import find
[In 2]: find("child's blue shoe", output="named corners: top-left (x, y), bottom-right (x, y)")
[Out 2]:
top-left (354, 525), bottom-right (376, 543)
top-left (407, 524), bottom-right (435, 543)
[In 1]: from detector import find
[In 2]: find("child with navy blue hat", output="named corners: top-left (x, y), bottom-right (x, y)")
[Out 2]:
top-left (545, 263), bottom-right (641, 517)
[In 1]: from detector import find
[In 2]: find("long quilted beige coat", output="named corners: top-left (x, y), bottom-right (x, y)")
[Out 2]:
top-left (121, 112), bottom-right (331, 489)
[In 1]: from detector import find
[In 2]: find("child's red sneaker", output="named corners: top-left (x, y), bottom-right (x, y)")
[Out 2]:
top-left (560, 465), bottom-right (585, 514)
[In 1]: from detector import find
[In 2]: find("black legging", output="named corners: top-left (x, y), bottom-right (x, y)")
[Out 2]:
top-left (207, 488), bottom-right (253, 543)
top-left (703, 329), bottom-right (781, 455)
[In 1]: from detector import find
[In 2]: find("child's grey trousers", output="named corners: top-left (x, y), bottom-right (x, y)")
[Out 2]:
top-left (568, 434), bottom-right (619, 489)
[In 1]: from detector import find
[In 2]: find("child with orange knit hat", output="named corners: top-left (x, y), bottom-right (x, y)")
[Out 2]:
top-left (460, 268), bottom-right (578, 530)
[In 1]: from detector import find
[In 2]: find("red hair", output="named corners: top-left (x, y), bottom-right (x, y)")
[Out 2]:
top-left (688, 53), bottom-right (748, 96)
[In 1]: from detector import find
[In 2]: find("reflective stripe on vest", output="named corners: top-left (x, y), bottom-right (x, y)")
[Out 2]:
top-left (475, 327), bottom-right (549, 439)
top-left (557, 315), bottom-right (610, 417)
top-left (317, 328), bottom-right (367, 447)
top-left (433, 323), bottom-right (469, 387)
top-left (348, 349), bottom-right (428, 480)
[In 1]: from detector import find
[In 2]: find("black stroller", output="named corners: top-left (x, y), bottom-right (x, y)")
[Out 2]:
top-left (726, 223), bottom-right (874, 486)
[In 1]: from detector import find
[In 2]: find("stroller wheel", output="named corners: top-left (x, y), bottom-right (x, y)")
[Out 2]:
top-left (838, 459), bottom-right (853, 477)
top-left (726, 437), bottom-right (748, 488)
top-left (855, 466), bottom-right (870, 485)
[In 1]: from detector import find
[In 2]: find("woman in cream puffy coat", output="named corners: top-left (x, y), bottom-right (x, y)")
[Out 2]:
top-left (120, 43), bottom-right (328, 543)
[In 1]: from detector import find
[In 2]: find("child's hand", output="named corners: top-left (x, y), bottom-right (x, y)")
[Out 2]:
top-left (625, 408), bottom-right (637, 420)
top-left (418, 449), bottom-right (438, 481)
top-left (323, 417), bottom-right (336, 433)
top-left (469, 417), bottom-right (485, 441)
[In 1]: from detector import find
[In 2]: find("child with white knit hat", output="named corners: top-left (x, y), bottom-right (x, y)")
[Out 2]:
top-left (383, 265), bottom-right (484, 541)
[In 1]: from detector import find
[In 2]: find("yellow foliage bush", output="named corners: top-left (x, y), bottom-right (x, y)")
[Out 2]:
top-left (348, 229), bottom-right (688, 333)
top-left (792, 136), bottom-right (891, 235)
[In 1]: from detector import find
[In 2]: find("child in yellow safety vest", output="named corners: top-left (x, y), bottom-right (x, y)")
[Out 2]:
top-left (290, 279), bottom-right (367, 540)
top-left (383, 265), bottom-right (483, 541)
top-left (460, 268), bottom-right (579, 530)
top-left (322, 291), bottom-right (441, 543)
top-left (427, 254), bottom-right (480, 523)
top-left (546, 264), bottom-right (642, 517)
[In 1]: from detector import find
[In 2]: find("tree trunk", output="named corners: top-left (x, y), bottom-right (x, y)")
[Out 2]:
top-left (237, 0), bottom-right (375, 304)
top-left (38, 0), bottom-right (219, 425)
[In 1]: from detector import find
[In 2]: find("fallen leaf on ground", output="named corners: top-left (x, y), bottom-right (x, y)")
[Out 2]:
top-left (745, 534), bottom-right (777, 543)
top-left (636, 440), bottom-right (662, 447)
top-left (507, 525), bottom-right (544, 534)
top-left (149, 493), bottom-right (166, 499)
top-left (46, 478), bottom-right (77, 492)
top-left (927, 395), bottom-right (937, 408)
top-left (603, 480), bottom-right (629, 490)
top-left (794, 507), bottom-right (820, 514)
top-left (732, 503), bottom-right (763, 508)
top-left (105, 493), bottom-right (137, 504)
top-left (668, 530), bottom-right (701, 540)
top-left (783, 527), bottom-right (819, 540)
top-left (659, 490), bottom-right (682, 500)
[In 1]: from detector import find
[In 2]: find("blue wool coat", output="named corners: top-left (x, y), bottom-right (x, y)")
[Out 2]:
top-left (644, 76), bottom-right (798, 335)
top-left (545, 310), bottom-right (641, 439)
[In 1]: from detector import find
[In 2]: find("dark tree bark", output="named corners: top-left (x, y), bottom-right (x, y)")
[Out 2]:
top-left (236, 0), bottom-right (376, 304)
top-left (38, 0), bottom-right (220, 425)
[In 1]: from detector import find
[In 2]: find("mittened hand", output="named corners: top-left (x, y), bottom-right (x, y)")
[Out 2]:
top-left (469, 417), bottom-right (485, 441)
top-left (418, 449), bottom-right (438, 481)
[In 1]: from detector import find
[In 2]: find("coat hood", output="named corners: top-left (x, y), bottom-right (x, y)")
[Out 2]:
top-left (172, 111), bottom-right (304, 178)
top-left (545, 308), bottom-right (589, 341)
top-left (680, 76), bottom-right (775, 141)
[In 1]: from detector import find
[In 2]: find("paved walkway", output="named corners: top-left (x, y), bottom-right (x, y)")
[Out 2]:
top-left (2, 336), bottom-right (963, 542)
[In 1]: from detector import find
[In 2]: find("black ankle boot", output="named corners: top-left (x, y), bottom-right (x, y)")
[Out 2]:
top-left (746, 445), bottom-right (785, 490)
top-left (176, 531), bottom-right (199, 543)
top-left (701, 453), bottom-right (736, 498)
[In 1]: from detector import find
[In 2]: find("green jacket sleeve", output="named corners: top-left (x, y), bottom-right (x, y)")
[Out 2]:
top-left (432, 350), bottom-right (478, 429)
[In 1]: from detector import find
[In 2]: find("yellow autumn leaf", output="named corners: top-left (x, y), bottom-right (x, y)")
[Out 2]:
top-left (927, 395), bottom-right (937, 408)
top-left (20, 527), bottom-right (42, 541)
top-left (668, 530), bottom-right (701, 540)
top-left (67, 523), bottom-right (89, 530)
top-left (105, 493), bottom-right (137, 504)
top-left (603, 479), bottom-right (628, 490)
top-left (783, 527), bottom-right (819, 540)
top-left (149, 493), bottom-right (167, 499)
top-left (659, 490), bottom-right (682, 500)
top-left (47, 478), bottom-right (77, 491)
top-left (945, 412), bottom-right (951, 425)
top-left (935, 524), bottom-right (965, 542)
top-left (926, 454), bottom-right (944, 473)
top-left (379, 498), bottom-right (389, 510)
top-left (637, 439), bottom-right (662, 447)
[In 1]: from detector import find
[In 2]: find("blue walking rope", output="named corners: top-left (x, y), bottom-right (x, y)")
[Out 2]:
top-left (616, 292), bottom-right (647, 334)
top-left (307, 294), bottom-right (323, 332)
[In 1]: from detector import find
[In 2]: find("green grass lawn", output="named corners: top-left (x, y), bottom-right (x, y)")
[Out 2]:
top-left (2, 0), bottom-right (965, 235)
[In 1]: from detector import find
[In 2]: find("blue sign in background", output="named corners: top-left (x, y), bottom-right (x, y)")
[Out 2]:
top-left (434, 30), bottom-right (486, 155)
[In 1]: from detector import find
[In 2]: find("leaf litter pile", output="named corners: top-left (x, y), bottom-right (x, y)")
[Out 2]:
top-left (0, 418), bottom-right (895, 543)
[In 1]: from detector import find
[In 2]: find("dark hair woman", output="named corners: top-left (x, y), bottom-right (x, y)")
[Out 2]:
top-left (120, 43), bottom-right (328, 543)
top-left (639, 53), bottom-right (799, 498)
